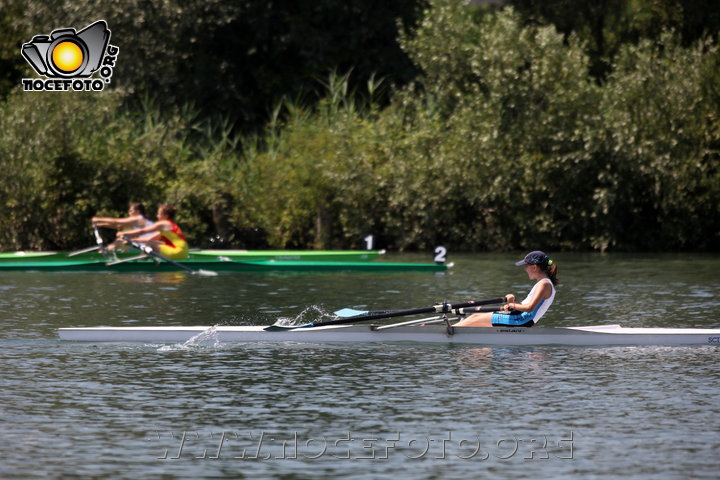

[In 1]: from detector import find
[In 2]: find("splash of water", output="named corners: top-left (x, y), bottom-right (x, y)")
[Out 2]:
top-left (273, 305), bottom-right (334, 327)
top-left (157, 325), bottom-right (221, 351)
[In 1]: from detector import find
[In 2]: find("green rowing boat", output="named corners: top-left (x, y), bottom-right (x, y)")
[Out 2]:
top-left (0, 257), bottom-right (448, 273)
top-left (0, 249), bottom-right (383, 263)
top-left (188, 249), bottom-right (382, 262)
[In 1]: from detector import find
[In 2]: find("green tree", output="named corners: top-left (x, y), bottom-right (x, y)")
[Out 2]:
top-left (508, 0), bottom-right (720, 79)
top-left (595, 32), bottom-right (720, 250)
top-left (1, 0), bottom-right (425, 131)
top-left (390, 3), bottom-right (603, 250)
top-left (0, 90), bottom-right (196, 249)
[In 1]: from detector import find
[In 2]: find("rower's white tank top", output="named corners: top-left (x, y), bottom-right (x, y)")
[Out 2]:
top-left (521, 278), bottom-right (556, 324)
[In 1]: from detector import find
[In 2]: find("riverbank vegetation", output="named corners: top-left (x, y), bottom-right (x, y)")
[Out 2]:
top-left (1, 0), bottom-right (718, 251)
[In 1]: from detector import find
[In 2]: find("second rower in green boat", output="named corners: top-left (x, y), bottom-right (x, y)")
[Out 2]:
top-left (455, 251), bottom-right (558, 328)
top-left (118, 204), bottom-right (189, 260)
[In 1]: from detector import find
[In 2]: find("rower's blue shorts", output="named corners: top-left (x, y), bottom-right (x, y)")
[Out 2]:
top-left (491, 312), bottom-right (535, 328)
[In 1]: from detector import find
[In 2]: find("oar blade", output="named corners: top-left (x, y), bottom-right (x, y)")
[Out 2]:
top-left (264, 323), bottom-right (313, 332)
top-left (333, 308), bottom-right (403, 318)
top-left (333, 308), bottom-right (369, 317)
top-left (195, 269), bottom-right (219, 277)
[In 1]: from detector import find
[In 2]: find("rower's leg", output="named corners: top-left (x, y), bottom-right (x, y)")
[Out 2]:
top-left (107, 239), bottom-right (128, 252)
top-left (454, 312), bottom-right (493, 327)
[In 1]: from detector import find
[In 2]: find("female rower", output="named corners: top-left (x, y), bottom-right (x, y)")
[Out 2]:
top-left (118, 204), bottom-right (189, 260)
top-left (92, 202), bottom-right (154, 252)
top-left (454, 251), bottom-right (558, 327)
top-left (92, 202), bottom-right (153, 230)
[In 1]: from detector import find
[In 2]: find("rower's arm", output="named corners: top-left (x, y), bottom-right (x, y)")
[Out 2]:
top-left (93, 215), bottom-right (140, 228)
top-left (92, 216), bottom-right (122, 227)
top-left (508, 281), bottom-right (551, 313)
top-left (120, 220), bottom-right (168, 238)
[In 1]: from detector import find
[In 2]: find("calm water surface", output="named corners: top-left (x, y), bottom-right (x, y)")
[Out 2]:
top-left (1, 253), bottom-right (719, 479)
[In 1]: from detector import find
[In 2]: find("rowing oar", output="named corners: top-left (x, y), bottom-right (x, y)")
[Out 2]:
top-left (371, 305), bottom-right (513, 331)
top-left (332, 301), bottom-right (512, 318)
top-left (67, 244), bottom-right (101, 257)
top-left (125, 239), bottom-right (218, 277)
top-left (68, 226), bottom-right (106, 257)
top-left (453, 305), bottom-right (510, 314)
top-left (264, 297), bottom-right (505, 331)
top-left (333, 308), bottom-right (401, 318)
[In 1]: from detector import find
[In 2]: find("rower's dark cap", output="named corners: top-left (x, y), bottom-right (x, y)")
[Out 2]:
top-left (515, 251), bottom-right (549, 266)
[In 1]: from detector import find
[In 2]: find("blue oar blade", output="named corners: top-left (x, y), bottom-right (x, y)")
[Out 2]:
top-left (333, 308), bottom-right (369, 318)
top-left (264, 322), bottom-right (314, 332)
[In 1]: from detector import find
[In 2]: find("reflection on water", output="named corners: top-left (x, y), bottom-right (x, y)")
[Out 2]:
top-left (3, 339), bottom-right (718, 479)
top-left (116, 272), bottom-right (189, 285)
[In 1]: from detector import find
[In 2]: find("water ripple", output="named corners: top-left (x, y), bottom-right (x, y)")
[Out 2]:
top-left (1, 254), bottom-right (719, 479)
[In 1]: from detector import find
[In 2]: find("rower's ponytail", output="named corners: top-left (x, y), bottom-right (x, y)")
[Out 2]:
top-left (544, 262), bottom-right (559, 285)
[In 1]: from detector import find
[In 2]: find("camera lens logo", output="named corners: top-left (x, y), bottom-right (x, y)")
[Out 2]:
top-left (52, 41), bottom-right (85, 74)
top-left (21, 20), bottom-right (119, 92)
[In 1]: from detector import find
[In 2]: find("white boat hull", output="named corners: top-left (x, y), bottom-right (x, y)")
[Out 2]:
top-left (58, 324), bottom-right (720, 346)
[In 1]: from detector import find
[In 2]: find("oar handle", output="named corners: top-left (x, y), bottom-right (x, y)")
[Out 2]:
top-left (93, 225), bottom-right (107, 253)
top-left (455, 306), bottom-right (502, 314)
top-left (447, 298), bottom-right (506, 311)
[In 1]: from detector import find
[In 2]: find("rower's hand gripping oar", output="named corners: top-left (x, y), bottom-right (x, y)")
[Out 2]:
top-left (124, 239), bottom-right (218, 277)
top-left (265, 297), bottom-right (506, 331)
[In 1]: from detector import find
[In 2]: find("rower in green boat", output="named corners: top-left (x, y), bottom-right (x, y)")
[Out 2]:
top-left (91, 202), bottom-right (154, 253)
top-left (92, 202), bottom-right (154, 230)
top-left (118, 204), bottom-right (189, 260)
top-left (455, 251), bottom-right (558, 328)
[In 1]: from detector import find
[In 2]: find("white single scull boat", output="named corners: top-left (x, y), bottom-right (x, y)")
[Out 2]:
top-left (58, 324), bottom-right (720, 346)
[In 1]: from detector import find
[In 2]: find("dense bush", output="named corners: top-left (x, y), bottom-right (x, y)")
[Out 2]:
top-left (0, 91), bottom-right (204, 249)
top-left (0, 1), bottom-right (718, 252)
top-left (0, 0), bottom-right (423, 130)
top-left (228, 5), bottom-right (719, 251)
top-left (595, 33), bottom-right (720, 250)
